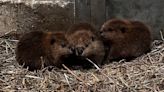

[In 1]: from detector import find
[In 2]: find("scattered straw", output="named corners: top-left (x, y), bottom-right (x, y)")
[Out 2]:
top-left (160, 29), bottom-right (164, 41)
top-left (0, 37), bottom-right (164, 91)
top-left (62, 64), bottom-right (90, 86)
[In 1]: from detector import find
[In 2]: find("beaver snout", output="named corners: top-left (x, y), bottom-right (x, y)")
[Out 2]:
top-left (75, 47), bottom-right (85, 56)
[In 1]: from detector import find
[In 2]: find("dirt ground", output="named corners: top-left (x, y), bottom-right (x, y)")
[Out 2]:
top-left (0, 1), bottom-right (164, 92)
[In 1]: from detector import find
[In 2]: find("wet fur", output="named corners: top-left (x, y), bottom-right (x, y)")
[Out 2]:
top-left (100, 19), bottom-right (152, 61)
top-left (66, 23), bottom-right (105, 68)
top-left (16, 31), bottom-right (72, 71)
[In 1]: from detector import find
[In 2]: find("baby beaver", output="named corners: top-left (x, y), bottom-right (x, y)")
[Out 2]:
top-left (16, 31), bottom-right (72, 71)
top-left (100, 19), bottom-right (152, 61)
top-left (66, 23), bottom-right (105, 69)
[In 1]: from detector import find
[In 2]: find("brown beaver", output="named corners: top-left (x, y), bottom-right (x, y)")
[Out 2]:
top-left (16, 31), bottom-right (72, 71)
top-left (66, 23), bottom-right (105, 68)
top-left (100, 19), bottom-right (152, 61)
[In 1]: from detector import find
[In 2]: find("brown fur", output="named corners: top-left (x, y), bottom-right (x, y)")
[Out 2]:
top-left (16, 31), bottom-right (72, 71)
top-left (100, 19), bottom-right (152, 60)
top-left (66, 23), bottom-right (105, 68)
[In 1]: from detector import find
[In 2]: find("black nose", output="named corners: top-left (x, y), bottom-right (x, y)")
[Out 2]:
top-left (69, 46), bottom-right (75, 52)
top-left (100, 32), bottom-right (106, 37)
top-left (99, 31), bottom-right (104, 36)
top-left (76, 47), bottom-right (85, 55)
top-left (99, 31), bottom-right (103, 34)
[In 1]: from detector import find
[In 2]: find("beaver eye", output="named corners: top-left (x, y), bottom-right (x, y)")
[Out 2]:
top-left (108, 28), bottom-right (113, 31)
top-left (50, 39), bottom-right (56, 45)
top-left (85, 44), bottom-right (89, 47)
top-left (61, 42), bottom-right (66, 47)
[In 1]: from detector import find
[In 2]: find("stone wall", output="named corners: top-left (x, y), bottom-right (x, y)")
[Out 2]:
top-left (0, 0), bottom-right (74, 38)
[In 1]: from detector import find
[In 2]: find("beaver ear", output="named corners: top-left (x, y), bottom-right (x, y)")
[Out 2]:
top-left (50, 38), bottom-right (56, 45)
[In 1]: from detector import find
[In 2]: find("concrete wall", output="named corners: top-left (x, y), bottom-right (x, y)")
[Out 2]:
top-left (106, 0), bottom-right (164, 40)
top-left (0, 0), bottom-right (74, 38)
top-left (0, 0), bottom-right (164, 40)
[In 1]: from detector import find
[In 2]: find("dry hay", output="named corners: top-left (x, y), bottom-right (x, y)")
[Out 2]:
top-left (0, 37), bottom-right (163, 92)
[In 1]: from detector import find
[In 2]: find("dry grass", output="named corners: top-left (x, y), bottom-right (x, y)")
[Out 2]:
top-left (0, 37), bottom-right (164, 92)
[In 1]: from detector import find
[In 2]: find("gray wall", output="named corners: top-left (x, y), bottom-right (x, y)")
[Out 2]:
top-left (0, 0), bottom-right (164, 40)
top-left (106, 0), bottom-right (164, 40)
top-left (75, 0), bottom-right (164, 40)
top-left (0, 0), bottom-right (74, 37)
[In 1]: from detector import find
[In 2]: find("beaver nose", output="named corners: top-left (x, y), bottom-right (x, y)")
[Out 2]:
top-left (99, 31), bottom-right (103, 34)
top-left (100, 32), bottom-right (105, 37)
top-left (69, 46), bottom-right (75, 52)
top-left (76, 47), bottom-right (85, 55)
top-left (99, 31), bottom-right (103, 35)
